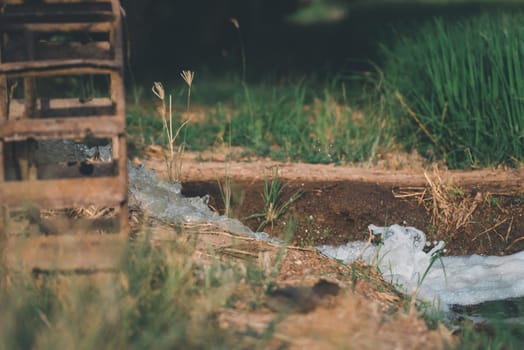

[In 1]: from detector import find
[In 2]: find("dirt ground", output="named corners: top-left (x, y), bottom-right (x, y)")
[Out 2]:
top-left (142, 148), bottom-right (524, 257)
top-left (141, 221), bottom-right (456, 349)
top-left (7, 145), bottom-right (520, 349)
top-left (131, 148), bottom-right (520, 348)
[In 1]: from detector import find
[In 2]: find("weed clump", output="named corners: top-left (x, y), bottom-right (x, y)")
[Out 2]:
top-left (247, 167), bottom-right (302, 232)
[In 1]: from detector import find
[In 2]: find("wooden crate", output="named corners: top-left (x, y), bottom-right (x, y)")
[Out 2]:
top-left (0, 0), bottom-right (128, 268)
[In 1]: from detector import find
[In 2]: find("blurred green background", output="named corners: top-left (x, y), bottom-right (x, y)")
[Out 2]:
top-left (121, 0), bottom-right (524, 80)
top-left (122, 0), bottom-right (524, 169)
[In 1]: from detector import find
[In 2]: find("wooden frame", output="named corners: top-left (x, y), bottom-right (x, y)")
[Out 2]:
top-left (0, 0), bottom-right (128, 244)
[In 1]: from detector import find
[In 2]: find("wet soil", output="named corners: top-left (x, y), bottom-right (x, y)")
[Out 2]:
top-left (181, 179), bottom-right (524, 257)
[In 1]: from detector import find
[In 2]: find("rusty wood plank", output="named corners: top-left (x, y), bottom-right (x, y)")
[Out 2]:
top-left (4, 234), bottom-right (126, 271)
top-left (110, 71), bottom-right (125, 117)
top-left (0, 75), bottom-right (7, 121)
top-left (109, 0), bottom-right (123, 64)
top-left (109, 1), bottom-right (124, 118)
top-left (3, 1), bottom-right (113, 4)
top-left (1, 176), bottom-right (126, 208)
top-left (0, 22), bottom-right (112, 32)
top-left (108, 0), bottom-right (124, 116)
top-left (0, 206), bottom-right (6, 238)
top-left (0, 3), bottom-right (115, 23)
top-left (22, 30), bottom-right (37, 119)
top-left (0, 115), bottom-right (124, 140)
top-left (119, 199), bottom-right (128, 237)
top-left (117, 133), bottom-right (127, 176)
top-left (116, 133), bottom-right (128, 236)
top-left (0, 59), bottom-right (120, 76)
top-left (7, 97), bottom-right (115, 119)
top-left (4, 42), bottom-right (112, 62)
top-left (0, 140), bottom-right (4, 182)
top-left (10, 97), bottom-right (114, 110)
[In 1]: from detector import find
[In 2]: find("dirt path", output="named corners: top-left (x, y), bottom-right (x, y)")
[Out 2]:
top-left (143, 149), bottom-right (523, 194)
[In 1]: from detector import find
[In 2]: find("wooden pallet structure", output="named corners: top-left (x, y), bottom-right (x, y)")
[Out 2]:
top-left (0, 0), bottom-right (128, 271)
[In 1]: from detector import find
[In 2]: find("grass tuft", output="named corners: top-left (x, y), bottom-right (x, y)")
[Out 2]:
top-left (382, 14), bottom-right (524, 168)
top-left (247, 167), bottom-right (302, 232)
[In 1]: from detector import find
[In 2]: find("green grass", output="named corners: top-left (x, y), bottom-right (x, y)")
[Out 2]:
top-left (229, 80), bottom-right (389, 164)
top-left (127, 21), bottom-right (524, 170)
top-left (127, 75), bottom-right (393, 165)
top-left (246, 167), bottom-right (303, 232)
top-left (382, 13), bottom-right (524, 168)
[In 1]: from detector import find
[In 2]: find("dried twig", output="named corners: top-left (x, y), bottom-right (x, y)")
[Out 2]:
top-left (472, 217), bottom-right (509, 241)
top-left (422, 166), bottom-right (482, 238)
top-left (506, 235), bottom-right (524, 252)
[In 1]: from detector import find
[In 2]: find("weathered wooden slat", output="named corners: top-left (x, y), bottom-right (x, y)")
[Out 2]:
top-left (10, 97), bottom-right (114, 110)
top-left (3, 1), bottom-right (113, 4)
top-left (4, 42), bottom-right (112, 62)
top-left (0, 115), bottom-right (124, 140)
top-left (110, 71), bottom-right (125, 117)
top-left (0, 22), bottom-right (113, 33)
top-left (0, 75), bottom-right (7, 121)
top-left (0, 2), bottom-right (114, 21)
top-left (117, 134), bottom-right (128, 236)
top-left (4, 234), bottom-right (126, 271)
top-left (1, 176), bottom-right (127, 208)
top-left (8, 97), bottom-right (115, 119)
top-left (0, 141), bottom-right (4, 182)
top-left (0, 59), bottom-right (120, 76)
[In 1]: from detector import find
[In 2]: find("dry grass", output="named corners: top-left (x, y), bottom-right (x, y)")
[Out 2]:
top-left (394, 166), bottom-right (483, 239)
top-left (152, 78), bottom-right (193, 182)
top-left (422, 167), bottom-right (483, 238)
top-left (66, 206), bottom-right (115, 219)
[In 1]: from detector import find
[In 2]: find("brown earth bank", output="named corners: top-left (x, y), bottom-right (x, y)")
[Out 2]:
top-left (142, 150), bottom-right (524, 257)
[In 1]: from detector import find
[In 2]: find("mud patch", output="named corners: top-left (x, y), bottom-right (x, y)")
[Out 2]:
top-left (181, 180), bottom-right (524, 257)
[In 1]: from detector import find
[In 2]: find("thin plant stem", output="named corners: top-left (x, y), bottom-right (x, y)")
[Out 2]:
top-left (152, 81), bottom-right (192, 182)
top-left (180, 70), bottom-right (194, 113)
